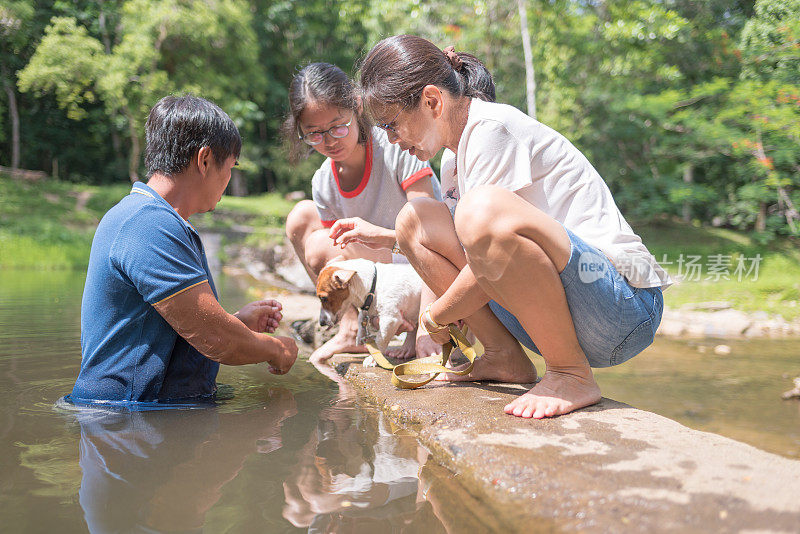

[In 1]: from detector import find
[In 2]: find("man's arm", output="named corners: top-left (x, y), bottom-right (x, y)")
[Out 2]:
top-left (153, 281), bottom-right (297, 372)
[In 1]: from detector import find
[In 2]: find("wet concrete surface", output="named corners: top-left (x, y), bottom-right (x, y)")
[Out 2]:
top-left (330, 355), bottom-right (800, 533)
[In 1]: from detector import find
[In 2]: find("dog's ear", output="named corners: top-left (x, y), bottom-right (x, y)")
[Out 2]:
top-left (332, 269), bottom-right (356, 289)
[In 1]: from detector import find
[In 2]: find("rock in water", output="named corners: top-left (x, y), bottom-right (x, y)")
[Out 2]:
top-left (782, 377), bottom-right (800, 400)
top-left (290, 318), bottom-right (337, 347)
top-left (291, 319), bottom-right (318, 345)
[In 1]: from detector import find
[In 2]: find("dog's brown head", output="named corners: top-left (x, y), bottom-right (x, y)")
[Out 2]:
top-left (315, 264), bottom-right (357, 327)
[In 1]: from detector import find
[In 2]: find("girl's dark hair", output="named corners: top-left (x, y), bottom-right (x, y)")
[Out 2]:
top-left (359, 35), bottom-right (495, 116)
top-left (282, 62), bottom-right (371, 162)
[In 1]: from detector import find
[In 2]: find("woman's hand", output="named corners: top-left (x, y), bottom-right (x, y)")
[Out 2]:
top-left (419, 304), bottom-right (452, 345)
top-left (234, 299), bottom-right (283, 333)
top-left (329, 217), bottom-right (395, 249)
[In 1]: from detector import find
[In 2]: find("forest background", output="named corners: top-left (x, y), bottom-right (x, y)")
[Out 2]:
top-left (1, 0), bottom-right (799, 240)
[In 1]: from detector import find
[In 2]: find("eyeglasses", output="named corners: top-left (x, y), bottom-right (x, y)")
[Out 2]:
top-left (376, 103), bottom-right (409, 134)
top-left (298, 117), bottom-right (353, 146)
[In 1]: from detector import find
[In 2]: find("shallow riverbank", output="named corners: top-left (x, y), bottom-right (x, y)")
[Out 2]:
top-left (228, 238), bottom-right (800, 340)
top-left (658, 302), bottom-right (800, 338)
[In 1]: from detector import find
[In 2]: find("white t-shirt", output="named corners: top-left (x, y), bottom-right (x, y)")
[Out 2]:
top-left (311, 127), bottom-right (441, 229)
top-left (445, 99), bottom-right (671, 289)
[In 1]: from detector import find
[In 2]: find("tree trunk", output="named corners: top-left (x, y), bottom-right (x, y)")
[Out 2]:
top-left (229, 168), bottom-right (248, 197)
top-left (517, 0), bottom-right (536, 119)
top-left (126, 112), bottom-right (140, 183)
top-left (98, 8), bottom-right (125, 165)
top-left (756, 202), bottom-right (767, 232)
top-left (1, 68), bottom-right (20, 170)
top-left (682, 163), bottom-right (693, 222)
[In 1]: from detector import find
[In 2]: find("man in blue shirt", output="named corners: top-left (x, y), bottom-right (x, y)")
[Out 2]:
top-left (71, 95), bottom-right (298, 404)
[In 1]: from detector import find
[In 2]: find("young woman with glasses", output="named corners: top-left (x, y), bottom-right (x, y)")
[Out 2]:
top-left (283, 62), bottom-right (443, 364)
top-left (359, 35), bottom-right (672, 419)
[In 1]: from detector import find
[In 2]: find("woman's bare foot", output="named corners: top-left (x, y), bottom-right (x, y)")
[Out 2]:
top-left (437, 343), bottom-right (538, 384)
top-left (504, 366), bottom-right (601, 419)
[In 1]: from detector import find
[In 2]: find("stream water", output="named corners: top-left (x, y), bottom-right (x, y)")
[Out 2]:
top-left (0, 270), bottom-right (506, 533)
top-left (1, 266), bottom-right (798, 532)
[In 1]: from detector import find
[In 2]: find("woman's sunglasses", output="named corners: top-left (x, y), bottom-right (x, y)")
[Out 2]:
top-left (298, 117), bottom-right (353, 146)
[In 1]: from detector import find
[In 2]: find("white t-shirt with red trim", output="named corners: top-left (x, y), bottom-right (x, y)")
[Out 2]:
top-left (448, 99), bottom-right (671, 289)
top-left (311, 128), bottom-right (441, 230)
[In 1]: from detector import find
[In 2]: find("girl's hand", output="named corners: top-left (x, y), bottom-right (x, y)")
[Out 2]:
top-left (329, 217), bottom-right (395, 249)
top-left (416, 330), bottom-right (444, 359)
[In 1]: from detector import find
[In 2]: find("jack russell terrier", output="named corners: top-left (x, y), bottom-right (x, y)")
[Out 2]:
top-left (315, 258), bottom-right (422, 363)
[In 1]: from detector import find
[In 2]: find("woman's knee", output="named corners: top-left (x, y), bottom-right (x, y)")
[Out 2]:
top-left (285, 200), bottom-right (320, 242)
top-left (454, 186), bottom-right (512, 250)
top-left (395, 198), bottom-right (450, 249)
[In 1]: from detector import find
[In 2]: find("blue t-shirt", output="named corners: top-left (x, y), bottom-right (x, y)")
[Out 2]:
top-left (71, 182), bottom-right (219, 404)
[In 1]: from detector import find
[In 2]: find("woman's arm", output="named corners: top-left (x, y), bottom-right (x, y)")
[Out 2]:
top-left (415, 284), bottom-right (444, 357)
top-left (423, 264), bottom-right (491, 344)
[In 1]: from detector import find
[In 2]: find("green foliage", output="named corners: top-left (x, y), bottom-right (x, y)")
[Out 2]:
top-left (740, 0), bottom-right (800, 83)
top-left (0, 172), bottom-right (293, 269)
top-left (17, 17), bottom-right (105, 120)
top-left (2, 0), bottom-right (800, 239)
top-left (636, 219), bottom-right (800, 319)
top-left (0, 174), bottom-right (128, 268)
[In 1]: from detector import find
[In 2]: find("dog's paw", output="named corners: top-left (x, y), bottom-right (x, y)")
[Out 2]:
top-left (363, 356), bottom-right (377, 367)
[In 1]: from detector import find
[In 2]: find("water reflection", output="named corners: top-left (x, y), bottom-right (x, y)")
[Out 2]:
top-left (67, 363), bottom-right (471, 533)
top-left (1, 270), bottom-right (497, 532)
top-left (72, 390), bottom-right (297, 533)
top-left (283, 364), bottom-right (431, 532)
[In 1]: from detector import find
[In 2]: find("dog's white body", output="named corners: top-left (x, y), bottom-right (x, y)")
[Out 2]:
top-left (317, 258), bottom-right (422, 355)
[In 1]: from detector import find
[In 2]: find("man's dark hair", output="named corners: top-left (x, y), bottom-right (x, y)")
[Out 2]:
top-left (144, 95), bottom-right (242, 178)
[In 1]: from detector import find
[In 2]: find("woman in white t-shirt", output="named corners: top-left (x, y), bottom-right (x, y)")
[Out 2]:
top-left (358, 36), bottom-right (671, 419)
top-left (283, 63), bottom-right (442, 363)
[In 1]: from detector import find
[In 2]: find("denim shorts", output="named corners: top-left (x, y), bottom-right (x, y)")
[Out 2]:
top-left (489, 228), bottom-right (663, 368)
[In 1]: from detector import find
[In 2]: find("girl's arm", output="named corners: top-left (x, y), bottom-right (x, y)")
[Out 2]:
top-left (329, 169), bottom-right (438, 249)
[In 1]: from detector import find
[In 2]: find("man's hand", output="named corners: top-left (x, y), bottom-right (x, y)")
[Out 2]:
top-left (235, 299), bottom-right (283, 333)
top-left (154, 282), bottom-right (296, 367)
top-left (329, 217), bottom-right (394, 249)
top-left (267, 336), bottom-right (298, 375)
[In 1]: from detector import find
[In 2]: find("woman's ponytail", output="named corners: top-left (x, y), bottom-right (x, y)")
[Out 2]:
top-left (359, 35), bottom-right (496, 113)
top-left (453, 52), bottom-right (496, 103)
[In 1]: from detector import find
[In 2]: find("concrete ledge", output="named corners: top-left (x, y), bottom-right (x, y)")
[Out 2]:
top-left (332, 355), bottom-right (800, 533)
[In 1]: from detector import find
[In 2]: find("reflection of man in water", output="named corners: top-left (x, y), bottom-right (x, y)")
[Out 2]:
top-left (75, 390), bottom-right (297, 533)
top-left (71, 95), bottom-right (297, 405)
